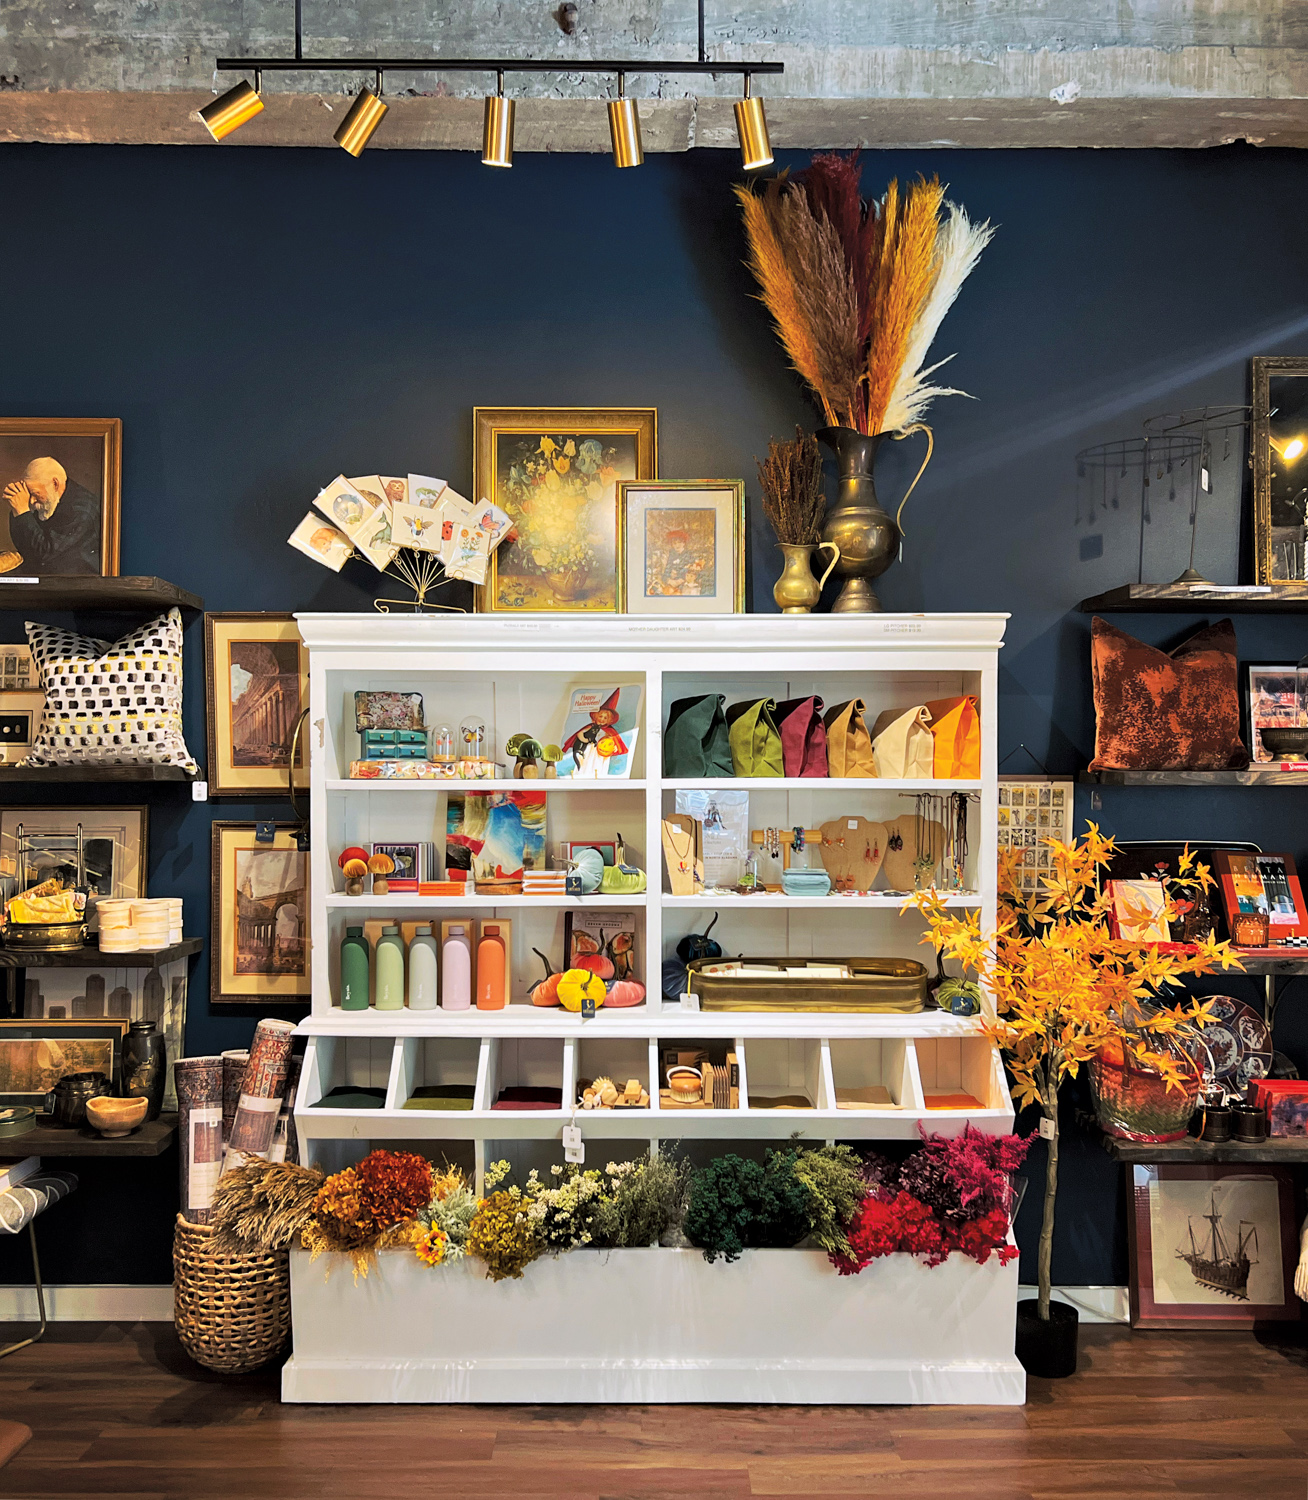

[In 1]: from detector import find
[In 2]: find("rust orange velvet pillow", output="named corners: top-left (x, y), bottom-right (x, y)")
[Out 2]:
top-left (1089, 616), bottom-right (1249, 771)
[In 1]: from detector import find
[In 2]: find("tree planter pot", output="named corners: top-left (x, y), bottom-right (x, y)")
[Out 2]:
top-left (282, 1244), bottom-right (1024, 1405)
top-left (1015, 1297), bottom-right (1078, 1379)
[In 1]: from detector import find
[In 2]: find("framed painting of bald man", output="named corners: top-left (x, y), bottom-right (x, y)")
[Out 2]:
top-left (0, 418), bottom-right (121, 578)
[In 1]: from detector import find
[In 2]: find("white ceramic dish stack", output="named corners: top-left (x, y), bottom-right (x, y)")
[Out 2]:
top-left (97, 897), bottom-right (183, 953)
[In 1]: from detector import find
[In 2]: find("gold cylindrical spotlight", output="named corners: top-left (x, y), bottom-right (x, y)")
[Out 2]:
top-left (335, 74), bottom-right (388, 156)
top-left (608, 72), bottom-right (643, 168)
top-left (734, 74), bottom-right (772, 170)
top-left (482, 71), bottom-right (515, 167)
top-left (199, 76), bottom-right (264, 141)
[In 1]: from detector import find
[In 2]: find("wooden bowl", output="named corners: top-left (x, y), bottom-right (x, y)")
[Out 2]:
top-left (84, 1096), bottom-right (148, 1138)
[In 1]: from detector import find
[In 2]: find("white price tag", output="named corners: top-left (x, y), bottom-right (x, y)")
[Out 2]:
top-left (191, 780), bottom-right (209, 802)
top-left (1038, 1116), bottom-right (1055, 1140)
top-left (562, 1125), bottom-right (584, 1163)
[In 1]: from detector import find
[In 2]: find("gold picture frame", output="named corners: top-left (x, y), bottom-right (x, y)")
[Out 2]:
top-left (1252, 355), bottom-right (1308, 586)
top-left (0, 417), bottom-right (121, 577)
top-left (210, 822), bottom-right (310, 1006)
top-left (205, 613), bottom-right (309, 798)
top-left (0, 1018), bottom-right (130, 1104)
top-left (474, 406), bottom-right (657, 613)
top-left (617, 480), bottom-right (746, 614)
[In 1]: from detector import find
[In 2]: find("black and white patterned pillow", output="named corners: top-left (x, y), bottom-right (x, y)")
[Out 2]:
top-left (22, 607), bottom-right (198, 770)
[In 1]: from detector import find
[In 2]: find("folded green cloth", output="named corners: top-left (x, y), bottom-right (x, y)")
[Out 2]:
top-left (312, 1085), bottom-right (387, 1109)
top-left (403, 1084), bottom-right (476, 1111)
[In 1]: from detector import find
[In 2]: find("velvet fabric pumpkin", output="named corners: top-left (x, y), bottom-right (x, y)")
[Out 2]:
top-left (1089, 616), bottom-right (1249, 771)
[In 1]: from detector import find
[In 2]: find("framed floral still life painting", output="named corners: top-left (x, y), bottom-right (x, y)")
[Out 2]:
top-left (0, 418), bottom-right (121, 578)
top-left (210, 822), bottom-right (310, 1006)
top-left (474, 406), bottom-right (657, 613)
top-left (617, 481), bottom-right (745, 615)
top-left (205, 614), bottom-right (309, 797)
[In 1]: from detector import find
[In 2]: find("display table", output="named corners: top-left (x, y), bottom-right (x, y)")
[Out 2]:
top-left (282, 1244), bottom-right (1024, 1405)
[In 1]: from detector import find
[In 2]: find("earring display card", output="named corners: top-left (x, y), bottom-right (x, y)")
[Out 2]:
top-left (998, 778), bottom-right (1074, 895)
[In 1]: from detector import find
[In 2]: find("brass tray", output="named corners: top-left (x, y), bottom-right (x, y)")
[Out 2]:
top-left (687, 955), bottom-right (928, 1012)
top-left (0, 918), bottom-right (88, 952)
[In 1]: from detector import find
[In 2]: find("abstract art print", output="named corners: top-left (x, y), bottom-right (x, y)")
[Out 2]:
top-left (445, 791), bottom-right (546, 883)
top-left (0, 418), bottom-right (121, 577)
top-left (210, 823), bottom-right (311, 1005)
top-left (205, 615), bottom-right (308, 797)
top-left (474, 406), bottom-right (657, 613)
top-left (617, 481), bottom-right (744, 614)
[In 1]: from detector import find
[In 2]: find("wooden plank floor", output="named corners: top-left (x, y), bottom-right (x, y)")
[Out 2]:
top-left (2, 1322), bottom-right (1308, 1499)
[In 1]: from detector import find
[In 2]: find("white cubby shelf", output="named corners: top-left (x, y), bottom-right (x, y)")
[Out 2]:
top-left (290, 611), bottom-right (1018, 1406)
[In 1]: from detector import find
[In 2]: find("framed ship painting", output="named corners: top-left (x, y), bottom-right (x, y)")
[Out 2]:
top-left (1128, 1164), bottom-right (1299, 1328)
top-left (473, 406), bottom-right (657, 614)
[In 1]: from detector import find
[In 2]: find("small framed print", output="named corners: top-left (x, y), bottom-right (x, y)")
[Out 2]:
top-left (205, 614), bottom-right (309, 798)
top-left (617, 481), bottom-right (745, 615)
top-left (999, 777), bottom-right (1075, 895)
top-left (1213, 849), bottom-right (1308, 939)
top-left (0, 1018), bottom-right (129, 1105)
top-left (0, 805), bottom-right (147, 900)
top-left (1129, 1164), bottom-right (1300, 1328)
top-left (1245, 662), bottom-right (1302, 763)
top-left (210, 822), bottom-right (310, 1006)
top-left (0, 418), bottom-right (121, 577)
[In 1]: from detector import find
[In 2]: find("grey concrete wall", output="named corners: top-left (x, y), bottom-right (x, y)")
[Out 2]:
top-left (3, 0), bottom-right (1308, 147)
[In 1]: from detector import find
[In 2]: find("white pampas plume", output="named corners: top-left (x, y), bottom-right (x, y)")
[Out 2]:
top-left (880, 201), bottom-right (994, 435)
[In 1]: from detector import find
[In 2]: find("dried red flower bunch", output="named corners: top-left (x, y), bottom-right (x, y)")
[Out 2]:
top-left (895, 1124), bottom-right (1029, 1222)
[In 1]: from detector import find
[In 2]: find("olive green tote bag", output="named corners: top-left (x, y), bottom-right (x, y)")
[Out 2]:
top-left (725, 698), bottom-right (784, 778)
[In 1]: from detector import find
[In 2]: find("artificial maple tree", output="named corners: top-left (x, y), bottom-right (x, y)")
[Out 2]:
top-left (914, 826), bottom-right (1243, 1321)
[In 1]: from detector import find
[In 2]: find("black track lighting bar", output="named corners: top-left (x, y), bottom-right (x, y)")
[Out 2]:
top-left (214, 57), bottom-right (783, 76)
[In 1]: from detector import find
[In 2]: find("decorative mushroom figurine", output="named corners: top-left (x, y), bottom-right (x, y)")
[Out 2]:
top-left (338, 846), bottom-right (370, 896)
top-left (367, 851), bottom-right (396, 895)
top-left (541, 744), bottom-right (563, 779)
top-left (506, 734), bottom-right (544, 779)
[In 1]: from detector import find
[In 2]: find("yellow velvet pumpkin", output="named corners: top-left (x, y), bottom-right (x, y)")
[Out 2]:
top-left (557, 967), bottom-right (607, 1013)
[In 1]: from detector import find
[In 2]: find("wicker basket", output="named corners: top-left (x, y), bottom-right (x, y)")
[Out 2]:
top-left (173, 1214), bottom-right (291, 1373)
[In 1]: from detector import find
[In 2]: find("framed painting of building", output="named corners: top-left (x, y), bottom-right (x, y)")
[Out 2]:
top-left (205, 614), bottom-right (308, 797)
top-left (210, 822), bottom-right (310, 1005)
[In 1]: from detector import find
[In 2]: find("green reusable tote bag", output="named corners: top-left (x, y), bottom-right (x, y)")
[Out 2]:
top-left (664, 694), bottom-right (733, 777)
top-left (725, 698), bottom-right (784, 778)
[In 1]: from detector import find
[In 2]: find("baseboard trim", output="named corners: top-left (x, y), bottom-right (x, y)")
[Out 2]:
top-left (0, 1282), bottom-right (1130, 1328)
top-left (0, 1283), bottom-right (173, 1322)
top-left (1019, 1284), bottom-right (1129, 1324)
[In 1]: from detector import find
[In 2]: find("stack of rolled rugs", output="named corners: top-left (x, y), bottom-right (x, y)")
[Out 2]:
top-left (173, 1018), bottom-right (303, 1224)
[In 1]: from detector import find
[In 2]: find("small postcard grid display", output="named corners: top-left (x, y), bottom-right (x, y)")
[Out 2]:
top-left (998, 778), bottom-right (1075, 895)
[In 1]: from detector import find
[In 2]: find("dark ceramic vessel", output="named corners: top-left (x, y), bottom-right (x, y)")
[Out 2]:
top-left (46, 1070), bottom-right (112, 1127)
top-left (123, 1019), bottom-right (167, 1121)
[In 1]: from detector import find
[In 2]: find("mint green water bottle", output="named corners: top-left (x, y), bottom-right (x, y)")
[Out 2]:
top-left (340, 926), bottom-right (371, 1011)
top-left (375, 924), bottom-right (406, 1010)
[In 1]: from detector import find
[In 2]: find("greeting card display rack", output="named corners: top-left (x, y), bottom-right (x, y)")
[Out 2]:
top-left (286, 612), bottom-right (1020, 1406)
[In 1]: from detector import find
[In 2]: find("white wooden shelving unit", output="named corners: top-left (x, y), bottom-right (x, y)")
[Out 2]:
top-left (285, 612), bottom-right (1021, 1406)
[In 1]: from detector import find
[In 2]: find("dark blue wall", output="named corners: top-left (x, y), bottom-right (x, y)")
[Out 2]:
top-left (1, 140), bottom-right (1307, 1288)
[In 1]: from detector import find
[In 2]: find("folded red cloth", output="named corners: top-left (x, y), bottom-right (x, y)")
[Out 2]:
top-left (492, 1085), bottom-right (562, 1111)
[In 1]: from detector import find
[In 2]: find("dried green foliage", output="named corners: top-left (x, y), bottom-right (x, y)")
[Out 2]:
top-left (417, 1182), bottom-right (478, 1263)
top-left (683, 1152), bottom-right (813, 1263)
top-left (466, 1188), bottom-right (544, 1282)
top-left (786, 1144), bottom-right (867, 1258)
top-left (757, 427), bottom-right (827, 546)
top-left (592, 1154), bottom-right (692, 1248)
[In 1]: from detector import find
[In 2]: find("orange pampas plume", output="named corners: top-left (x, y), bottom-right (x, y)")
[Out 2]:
top-left (734, 179), bottom-right (837, 427)
top-left (864, 176), bottom-right (943, 437)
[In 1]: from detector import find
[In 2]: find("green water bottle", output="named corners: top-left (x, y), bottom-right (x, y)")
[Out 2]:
top-left (375, 924), bottom-right (406, 1010)
top-left (340, 926), bottom-right (371, 1011)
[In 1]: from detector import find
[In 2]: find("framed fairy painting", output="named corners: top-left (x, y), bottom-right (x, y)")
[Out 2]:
top-left (473, 406), bottom-right (657, 613)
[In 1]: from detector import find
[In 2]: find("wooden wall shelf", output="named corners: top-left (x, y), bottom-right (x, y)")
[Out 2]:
top-left (1079, 768), bottom-right (1308, 787)
top-left (10, 1112), bottom-right (177, 1158)
top-left (0, 575), bottom-right (202, 612)
top-left (0, 938), bottom-right (202, 971)
top-left (1079, 583), bottom-right (1308, 613)
top-left (0, 764), bottom-right (197, 783)
top-left (1102, 1133), bottom-right (1308, 1165)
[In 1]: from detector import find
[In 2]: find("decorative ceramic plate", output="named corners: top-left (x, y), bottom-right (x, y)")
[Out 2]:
top-left (1196, 995), bottom-right (1273, 1090)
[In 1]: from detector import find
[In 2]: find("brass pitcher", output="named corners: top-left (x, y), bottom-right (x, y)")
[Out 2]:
top-left (772, 541), bottom-right (840, 614)
top-left (817, 424), bottom-right (933, 612)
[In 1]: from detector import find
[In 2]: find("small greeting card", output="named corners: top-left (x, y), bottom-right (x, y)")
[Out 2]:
top-left (379, 475), bottom-right (408, 507)
top-left (288, 511), bottom-right (354, 572)
top-left (473, 497), bottom-right (513, 548)
top-left (408, 473), bottom-right (448, 510)
top-left (445, 523), bottom-right (491, 584)
top-left (391, 501), bottom-right (444, 553)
